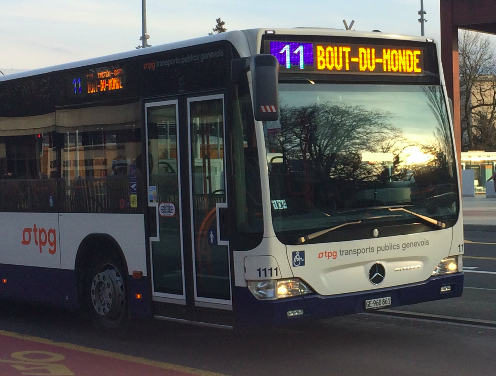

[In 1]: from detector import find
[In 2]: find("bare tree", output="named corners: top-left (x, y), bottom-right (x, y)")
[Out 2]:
top-left (274, 103), bottom-right (398, 183)
top-left (470, 75), bottom-right (496, 150)
top-left (459, 30), bottom-right (496, 150)
top-left (212, 18), bottom-right (227, 34)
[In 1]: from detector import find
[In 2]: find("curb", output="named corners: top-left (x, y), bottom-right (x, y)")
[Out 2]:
top-left (370, 309), bottom-right (496, 329)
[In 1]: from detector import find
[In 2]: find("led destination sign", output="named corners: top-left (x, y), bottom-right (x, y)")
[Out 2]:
top-left (71, 66), bottom-right (125, 97)
top-left (86, 68), bottom-right (124, 94)
top-left (268, 40), bottom-right (425, 75)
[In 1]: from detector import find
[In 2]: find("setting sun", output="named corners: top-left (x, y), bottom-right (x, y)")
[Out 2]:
top-left (399, 146), bottom-right (435, 166)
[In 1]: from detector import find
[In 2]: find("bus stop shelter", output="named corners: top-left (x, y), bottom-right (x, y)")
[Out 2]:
top-left (440, 0), bottom-right (496, 160)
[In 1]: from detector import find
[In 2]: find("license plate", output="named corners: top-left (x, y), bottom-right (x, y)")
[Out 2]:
top-left (365, 296), bottom-right (391, 310)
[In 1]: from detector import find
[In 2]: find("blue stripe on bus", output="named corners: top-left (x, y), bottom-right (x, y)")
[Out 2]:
top-left (233, 273), bottom-right (464, 327)
top-left (0, 264), bottom-right (151, 319)
top-left (0, 264), bottom-right (79, 308)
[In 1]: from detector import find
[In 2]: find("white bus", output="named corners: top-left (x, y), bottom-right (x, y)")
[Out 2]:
top-left (0, 28), bottom-right (463, 329)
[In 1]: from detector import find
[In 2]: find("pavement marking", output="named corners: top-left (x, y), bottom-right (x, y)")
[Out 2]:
top-left (463, 265), bottom-right (496, 274)
top-left (371, 310), bottom-right (496, 329)
top-left (463, 270), bottom-right (496, 275)
top-left (465, 239), bottom-right (496, 245)
top-left (465, 286), bottom-right (496, 291)
top-left (0, 329), bottom-right (225, 376)
top-left (463, 255), bottom-right (496, 261)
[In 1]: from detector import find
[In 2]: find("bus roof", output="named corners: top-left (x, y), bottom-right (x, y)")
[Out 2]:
top-left (0, 28), bottom-right (433, 83)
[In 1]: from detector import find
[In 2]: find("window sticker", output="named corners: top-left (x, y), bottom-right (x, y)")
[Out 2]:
top-left (271, 199), bottom-right (288, 210)
top-left (159, 202), bottom-right (175, 217)
top-left (148, 186), bottom-right (157, 203)
top-left (292, 251), bottom-right (305, 267)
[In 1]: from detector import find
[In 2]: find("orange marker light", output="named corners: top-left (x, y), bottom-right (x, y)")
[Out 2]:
top-left (135, 293), bottom-right (143, 300)
top-left (2, 278), bottom-right (7, 284)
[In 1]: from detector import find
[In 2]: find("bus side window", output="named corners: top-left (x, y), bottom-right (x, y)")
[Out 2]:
top-left (58, 102), bottom-right (142, 213)
top-left (0, 133), bottom-right (58, 212)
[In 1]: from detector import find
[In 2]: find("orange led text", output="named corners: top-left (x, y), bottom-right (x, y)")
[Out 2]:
top-left (316, 45), bottom-right (422, 74)
top-left (87, 68), bottom-right (124, 94)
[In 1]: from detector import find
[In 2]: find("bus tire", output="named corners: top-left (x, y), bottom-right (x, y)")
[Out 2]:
top-left (85, 255), bottom-right (128, 331)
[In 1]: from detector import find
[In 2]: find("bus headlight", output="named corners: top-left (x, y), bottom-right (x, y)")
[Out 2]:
top-left (432, 256), bottom-right (460, 275)
top-left (247, 278), bottom-right (313, 300)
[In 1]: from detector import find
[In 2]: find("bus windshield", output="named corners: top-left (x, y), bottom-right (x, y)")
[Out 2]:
top-left (264, 83), bottom-right (459, 244)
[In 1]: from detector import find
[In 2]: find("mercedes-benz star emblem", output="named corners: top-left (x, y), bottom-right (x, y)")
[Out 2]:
top-left (369, 263), bottom-right (386, 285)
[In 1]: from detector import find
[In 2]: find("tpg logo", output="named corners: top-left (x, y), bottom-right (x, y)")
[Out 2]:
top-left (21, 225), bottom-right (57, 255)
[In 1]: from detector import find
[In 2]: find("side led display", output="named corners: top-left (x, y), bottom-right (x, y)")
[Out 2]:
top-left (70, 66), bottom-right (125, 97)
top-left (87, 68), bottom-right (124, 94)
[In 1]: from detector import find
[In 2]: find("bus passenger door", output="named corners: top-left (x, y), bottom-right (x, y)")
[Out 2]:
top-left (145, 101), bottom-right (186, 301)
top-left (187, 95), bottom-right (231, 306)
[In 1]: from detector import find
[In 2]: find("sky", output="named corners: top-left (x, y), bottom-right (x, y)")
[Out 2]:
top-left (0, 0), bottom-right (475, 71)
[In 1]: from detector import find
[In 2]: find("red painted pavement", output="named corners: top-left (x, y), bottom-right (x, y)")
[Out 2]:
top-left (0, 330), bottom-right (222, 376)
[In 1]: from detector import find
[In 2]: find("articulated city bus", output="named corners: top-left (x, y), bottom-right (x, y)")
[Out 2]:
top-left (0, 28), bottom-right (463, 329)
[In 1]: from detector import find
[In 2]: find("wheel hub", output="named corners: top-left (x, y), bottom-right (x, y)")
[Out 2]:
top-left (90, 266), bottom-right (125, 318)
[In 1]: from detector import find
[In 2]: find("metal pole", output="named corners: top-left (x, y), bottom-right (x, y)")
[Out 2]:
top-left (141, 0), bottom-right (147, 48)
top-left (0, 70), bottom-right (4, 76)
top-left (139, 0), bottom-right (150, 48)
top-left (421, 0), bottom-right (425, 36)
top-left (418, 0), bottom-right (427, 36)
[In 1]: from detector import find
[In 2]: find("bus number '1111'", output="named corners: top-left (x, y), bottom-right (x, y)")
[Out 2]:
top-left (257, 267), bottom-right (279, 278)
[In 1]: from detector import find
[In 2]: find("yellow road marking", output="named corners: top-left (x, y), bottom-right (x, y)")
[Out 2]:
top-left (465, 239), bottom-right (496, 245)
top-left (0, 329), bottom-right (225, 376)
top-left (463, 255), bottom-right (496, 261)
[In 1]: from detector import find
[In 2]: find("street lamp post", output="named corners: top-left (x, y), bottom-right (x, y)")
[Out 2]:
top-left (138, 0), bottom-right (151, 49)
top-left (418, 0), bottom-right (427, 36)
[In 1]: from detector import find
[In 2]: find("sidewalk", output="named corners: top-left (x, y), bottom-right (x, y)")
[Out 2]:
top-left (462, 195), bottom-right (496, 230)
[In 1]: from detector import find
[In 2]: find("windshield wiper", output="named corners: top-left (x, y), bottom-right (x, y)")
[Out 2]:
top-left (297, 220), bottom-right (362, 244)
top-left (388, 207), bottom-right (446, 229)
top-left (297, 207), bottom-right (446, 245)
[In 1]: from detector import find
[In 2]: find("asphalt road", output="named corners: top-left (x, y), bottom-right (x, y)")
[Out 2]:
top-left (464, 230), bottom-right (496, 291)
top-left (384, 229), bottom-right (496, 325)
top-left (0, 228), bottom-right (494, 376)
top-left (0, 302), bottom-right (494, 376)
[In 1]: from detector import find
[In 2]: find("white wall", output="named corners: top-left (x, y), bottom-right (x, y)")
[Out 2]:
top-left (486, 181), bottom-right (496, 198)
top-left (462, 169), bottom-right (475, 197)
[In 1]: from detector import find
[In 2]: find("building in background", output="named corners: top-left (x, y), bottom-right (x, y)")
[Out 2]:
top-left (441, 0), bottom-right (496, 196)
top-left (461, 74), bottom-right (496, 194)
top-left (461, 150), bottom-right (496, 194)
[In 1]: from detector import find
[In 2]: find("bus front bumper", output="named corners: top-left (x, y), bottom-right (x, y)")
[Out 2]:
top-left (234, 273), bottom-right (464, 328)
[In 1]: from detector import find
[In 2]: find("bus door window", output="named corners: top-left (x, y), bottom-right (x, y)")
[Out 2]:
top-left (146, 102), bottom-right (184, 297)
top-left (189, 97), bottom-right (230, 301)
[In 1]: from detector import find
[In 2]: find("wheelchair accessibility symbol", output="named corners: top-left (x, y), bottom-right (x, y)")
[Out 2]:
top-left (292, 251), bottom-right (305, 267)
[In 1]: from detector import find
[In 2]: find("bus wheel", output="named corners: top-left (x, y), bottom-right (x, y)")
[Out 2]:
top-left (86, 257), bottom-right (128, 331)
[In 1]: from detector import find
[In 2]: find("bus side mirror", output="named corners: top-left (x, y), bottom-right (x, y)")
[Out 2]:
top-left (251, 54), bottom-right (279, 122)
